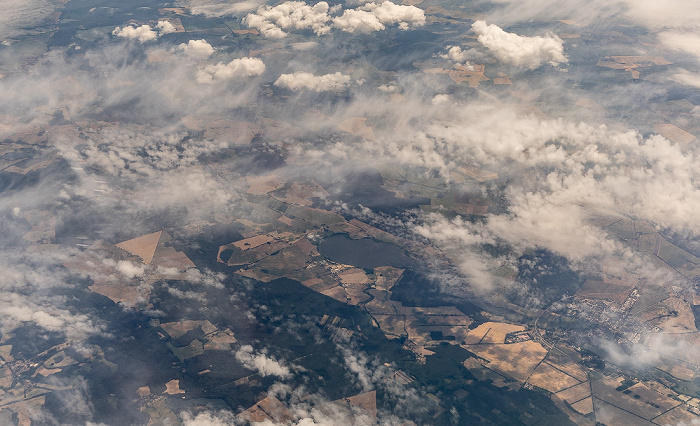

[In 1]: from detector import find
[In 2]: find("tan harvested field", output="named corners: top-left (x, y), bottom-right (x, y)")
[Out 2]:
top-left (464, 322), bottom-right (525, 344)
top-left (21, 210), bottom-right (55, 242)
top-left (593, 398), bottom-right (655, 425)
top-left (456, 166), bottom-right (499, 183)
top-left (0, 366), bottom-right (13, 388)
top-left (252, 245), bottom-right (311, 276)
top-left (364, 292), bottom-right (398, 315)
top-left (374, 266), bottom-right (404, 291)
top-left (202, 120), bottom-right (260, 145)
top-left (336, 390), bottom-right (377, 418)
top-left (656, 297), bottom-right (698, 333)
top-left (232, 234), bottom-right (274, 250)
top-left (372, 314), bottom-right (406, 337)
top-left (545, 350), bottom-right (588, 382)
top-left (277, 215), bottom-right (294, 226)
top-left (302, 275), bottom-right (340, 293)
top-left (339, 117), bottom-right (376, 140)
top-left (575, 279), bottom-right (632, 304)
top-left (160, 320), bottom-right (216, 338)
top-left (591, 377), bottom-right (673, 420)
top-left (465, 340), bottom-right (548, 383)
top-left (344, 284), bottom-right (372, 305)
top-left (117, 231), bottom-right (162, 264)
top-left (322, 284), bottom-right (371, 305)
top-left (152, 244), bottom-right (196, 270)
top-left (235, 267), bottom-right (278, 282)
top-left (338, 268), bottom-right (371, 284)
top-left (163, 379), bottom-right (185, 395)
top-left (492, 77), bottom-right (512, 85)
top-left (528, 362), bottom-right (582, 393)
top-left (293, 237), bottom-right (320, 256)
top-left (556, 381), bottom-right (591, 404)
top-left (449, 64), bottom-right (489, 87)
top-left (575, 97), bottom-right (606, 113)
top-left (159, 17), bottom-right (185, 32)
top-left (89, 283), bottom-right (143, 307)
top-left (273, 181), bottom-right (329, 206)
top-left (203, 329), bottom-right (237, 350)
top-left (653, 405), bottom-right (700, 425)
top-left (654, 123), bottom-right (697, 144)
top-left (253, 396), bottom-right (293, 423)
top-left (246, 174), bottom-right (285, 195)
top-left (627, 382), bottom-right (681, 413)
top-left (571, 397), bottom-right (594, 415)
top-left (463, 358), bottom-right (517, 389)
top-left (227, 240), bottom-right (290, 266)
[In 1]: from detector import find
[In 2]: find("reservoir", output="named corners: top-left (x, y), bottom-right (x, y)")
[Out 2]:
top-left (318, 234), bottom-right (412, 269)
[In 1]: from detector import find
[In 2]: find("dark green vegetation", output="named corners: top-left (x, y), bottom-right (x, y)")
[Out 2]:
top-left (511, 250), bottom-right (584, 308)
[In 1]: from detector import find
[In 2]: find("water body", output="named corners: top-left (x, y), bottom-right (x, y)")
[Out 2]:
top-left (318, 234), bottom-right (412, 269)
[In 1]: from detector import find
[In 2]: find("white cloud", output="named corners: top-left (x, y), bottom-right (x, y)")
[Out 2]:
top-left (244, 0), bottom-right (424, 38)
top-left (181, 411), bottom-right (238, 426)
top-left (333, 1), bottom-right (425, 33)
top-left (156, 20), bottom-right (177, 34)
top-left (117, 260), bottom-right (145, 279)
top-left (471, 21), bottom-right (567, 69)
top-left (181, 0), bottom-right (265, 17)
top-left (332, 8), bottom-right (385, 33)
top-left (179, 39), bottom-right (215, 59)
top-left (441, 46), bottom-right (472, 64)
top-left (112, 21), bottom-right (178, 43)
top-left (244, 1), bottom-right (333, 39)
top-left (196, 57), bottom-right (266, 84)
top-left (112, 24), bottom-right (158, 43)
top-left (621, 0), bottom-right (700, 29)
top-left (0, 292), bottom-right (102, 339)
top-left (658, 31), bottom-right (700, 63)
top-left (431, 94), bottom-right (449, 104)
top-left (274, 72), bottom-right (351, 92)
top-left (670, 70), bottom-right (700, 88)
top-left (235, 345), bottom-right (292, 378)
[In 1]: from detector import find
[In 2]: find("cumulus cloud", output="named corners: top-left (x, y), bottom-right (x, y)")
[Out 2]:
top-left (274, 72), bottom-right (351, 92)
top-left (156, 20), bottom-right (177, 34)
top-left (431, 94), bottom-right (450, 104)
top-left (244, 0), bottom-right (424, 38)
top-left (441, 46), bottom-right (472, 64)
top-left (116, 260), bottom-right (145, 278)
top-left (112, 21), bottom-right (178, 43)
top-left (333, 1), bottom-right (425, 33)
top-left (471, 21), bottom-right (567, 69)
top-left (658, 31), bottom-right (700, 63)
top-left (112, 24), bottom-right (158, 43)
top-left (244, 1), bottom-right (333, 39)
top-left (196, 57), bottom-right (266, 84)
top-left (235, 345), bottom-right (292, 378)
top-left (179, 39), bottom-right (215, 59)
